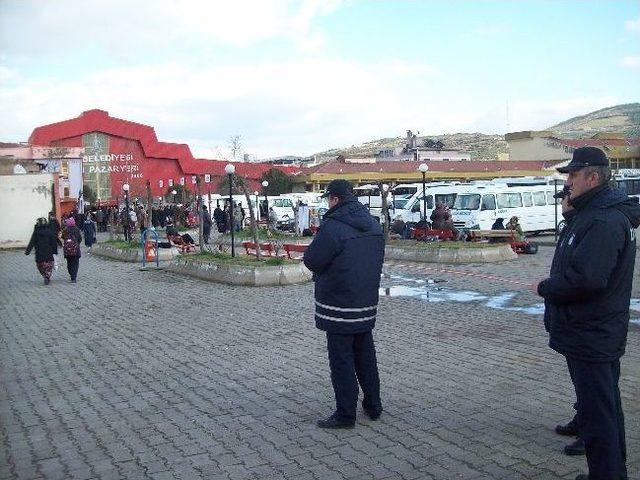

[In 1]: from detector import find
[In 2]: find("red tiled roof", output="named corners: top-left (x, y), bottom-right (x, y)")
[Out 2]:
top-left (303, 160), bottom-right (562, 175)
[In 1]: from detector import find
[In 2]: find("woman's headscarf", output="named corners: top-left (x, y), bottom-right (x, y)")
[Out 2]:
top-left (64, 217), bottom-right (76, 227)
top-left (36, 217), bottom-right (48, 227)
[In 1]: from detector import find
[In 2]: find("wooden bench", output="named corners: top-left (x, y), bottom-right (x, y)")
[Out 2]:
top-left (469, 229), bottom-right (516, 242)
top-left (242, 241), bottom-right (279, 257)
top-left (167, 234), bottom-right (196, 253)
top-left (283, 243), bottom-right (308, 260)
top-left (470, 229), bottom-right (536, 254)
top-left (412, 227), bottom-right (455, 241)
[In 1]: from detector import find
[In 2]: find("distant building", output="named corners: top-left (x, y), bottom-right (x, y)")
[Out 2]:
top-left (375, 130), bottom-right (471, 162)
top-left (297, 159), bottom-right (562, 192)
top-left (505, 130), bottom-right (640, 170)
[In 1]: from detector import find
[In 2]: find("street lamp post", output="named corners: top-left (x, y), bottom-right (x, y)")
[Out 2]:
top-left (262, 180), bottom-right (269, 227)
top-left (552, 172), bottom-right (564, 243)
top-left (254, 191), bottom-right (260, 221)
top-left (122, 183), bottom-right (130, 241)
top-left (418, 163), bottom-right (429, 222)
top-left (225, 164), bottom-right (236, 257)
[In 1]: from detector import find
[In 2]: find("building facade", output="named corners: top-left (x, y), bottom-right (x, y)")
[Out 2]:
top-left (26, 109), bottom-right (298, 206)
top-left (505, 130), bottom-right (640, 169)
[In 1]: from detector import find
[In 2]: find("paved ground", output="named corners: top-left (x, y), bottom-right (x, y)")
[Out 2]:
top-left (1, 246), bottom-right (639, 480)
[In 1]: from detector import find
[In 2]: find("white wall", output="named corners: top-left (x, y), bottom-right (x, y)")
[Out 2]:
top-left (0, 174), bottom-right (55, 248)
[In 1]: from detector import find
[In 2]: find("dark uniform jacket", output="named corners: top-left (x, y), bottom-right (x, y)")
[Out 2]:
top-left (25, 225), bottom-right (58, 262)
top-left (304, 197), bottom-right (385, 334)
top-left (538, 185), bottom-right (640, 362)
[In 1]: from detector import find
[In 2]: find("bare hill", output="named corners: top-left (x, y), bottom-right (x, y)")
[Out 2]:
top-left (312, 103), bottom-right (639, 161)
top-left (548, 103), bottom-right (640, 138)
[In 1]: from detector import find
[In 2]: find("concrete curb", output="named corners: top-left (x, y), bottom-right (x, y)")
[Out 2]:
top-left (385, 243), bottom-right (517, 263)
top-left (92, 243), bottom-right (179, 263)
top-left (166, 258), bottom-right (312, 286)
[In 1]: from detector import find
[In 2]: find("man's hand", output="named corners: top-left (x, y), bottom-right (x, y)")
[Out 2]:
top-left (531, 278), bottom-right (546, 296)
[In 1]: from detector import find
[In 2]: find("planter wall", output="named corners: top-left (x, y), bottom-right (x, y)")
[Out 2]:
top-left (166, 258), bottom-right (312, 286)
top-left (92, 243), bottom-right (178, 263)
top-left (385, 243), bottom-right (517, 263)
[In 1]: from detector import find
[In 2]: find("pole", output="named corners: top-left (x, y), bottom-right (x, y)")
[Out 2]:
top-left (368, 190), bottom-right (371, 212)
top-left (196, 176), bottom-right (203, 250)
top-left (263, 191), bottom-right (268, 228)
top-left (228, 173), bottom-right (235, 257)
top-left (421, 172), bottom-right (426, 222)
top-left (124, 190), bottom-right (130, 241)
top-left (554, 179), bottom-right (558, 243)
top-left (145, 180), bottom-right (152, 229)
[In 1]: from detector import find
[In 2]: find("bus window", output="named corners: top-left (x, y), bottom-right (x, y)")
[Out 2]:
top-left (533, 191), bottom-right (546, 206)
top-left (546, 192), bottom-right (559, 205)
top-left (522, 192), bottom-right (533, 207)
top-left (411, 195), bottom-right (434, 212)
top-left (274, 199), bottom-right (283, 207)
top-left (481, 194), bottom-right (496, 210)
top-left (394, 186), bottom-right (418, 196)
top-left (435, 193), bottom-right (456, 207)
top-left (454, 194), bottom-right (480, 210)
top-left (497, 193), bottom-right (522, 208)
top-left (282, 199), bottom-right (293, 207)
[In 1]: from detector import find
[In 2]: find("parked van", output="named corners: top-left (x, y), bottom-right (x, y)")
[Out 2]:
top-left (390, 184), bottom-right (467, 224)
top-left (354, 184), bottom-right (382, 209)
top-left (450, 184), bottom-right (560, 233)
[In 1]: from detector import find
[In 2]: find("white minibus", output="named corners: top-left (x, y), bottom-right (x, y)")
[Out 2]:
top-left (451, 184), bottom-right (560, 233)
top-left (390, 184), bottom-right (467, 224)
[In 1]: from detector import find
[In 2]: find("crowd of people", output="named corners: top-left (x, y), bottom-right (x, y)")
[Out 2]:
top-left (19, 147), bottom-right (639, 479)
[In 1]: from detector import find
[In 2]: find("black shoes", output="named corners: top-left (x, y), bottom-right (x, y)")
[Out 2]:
top-left (555, 419), bottom-right (579, 436)
top-left (363, 407), bottom-right (382, 420)
top-left (564, 438), bottom-right (586, 456)
top-left (316, 414), bottom-right (354, 429)
top-left (44, 278), bottom-right (50, 285)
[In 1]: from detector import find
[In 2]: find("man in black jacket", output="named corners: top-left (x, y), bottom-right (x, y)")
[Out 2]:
top-left (304, 179), bottom-right (385, 429)
top-left (536, 147), bottom-right (640, 480)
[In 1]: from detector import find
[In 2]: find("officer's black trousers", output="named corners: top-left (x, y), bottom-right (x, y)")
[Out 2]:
top-left (326, 331), bottom-right (381, 422)
top-left (567, 357), bottom-right (627, 480)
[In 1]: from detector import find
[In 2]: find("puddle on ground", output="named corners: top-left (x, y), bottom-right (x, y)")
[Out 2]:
top-left (381, 274), bottom-right (640, 325)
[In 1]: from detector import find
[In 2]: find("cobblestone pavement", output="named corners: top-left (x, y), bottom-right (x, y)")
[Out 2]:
top-left (1, 247), bottom-right (639, 480)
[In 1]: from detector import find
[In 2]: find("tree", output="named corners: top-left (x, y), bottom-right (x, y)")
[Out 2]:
top-left (228, 135), bottom-right (243, 161)
top-left (217, 174), bottom-right (245, 195)
top-left (164, 184), bottom-right (190, 203)
top-left (216, 174), bottom-right (262, 259)
top-left (260, 168), bottom-right (293, 195)
top-left (82, 184), bottom-right (97, 205)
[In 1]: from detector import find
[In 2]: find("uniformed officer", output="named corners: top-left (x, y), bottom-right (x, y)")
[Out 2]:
top-left (536, 147), bottom-right (640, 480)
top-left (304, 179), bottom-right (385, 428)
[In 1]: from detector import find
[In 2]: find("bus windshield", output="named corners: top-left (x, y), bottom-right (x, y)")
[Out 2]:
top-left (453, 194), bottom-right (481, 210)
top-left (392, 198), bottom-right (409, 209)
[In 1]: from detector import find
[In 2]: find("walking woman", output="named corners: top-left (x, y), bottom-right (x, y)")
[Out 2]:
top-left (25, 217), bottom-right (58, 285)
top-left (83, 213), bottom-right (97, 250)
top-left (61, 217), bottom-right (83, 283)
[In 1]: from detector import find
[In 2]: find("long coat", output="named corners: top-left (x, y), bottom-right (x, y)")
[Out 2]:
top-left (83, 220), bottom-right (96, 247)
top-left (304, 197), bottom-right (385, 334)
top-left (538, 185), bottom-right (640, 362)
top-left (25, 225), bottom-right (58, 262)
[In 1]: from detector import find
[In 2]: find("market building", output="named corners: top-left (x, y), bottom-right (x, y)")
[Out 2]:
top-left (24, 109), bottom-right (299, 210)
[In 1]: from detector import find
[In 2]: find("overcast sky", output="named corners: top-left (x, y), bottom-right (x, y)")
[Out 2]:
top-left (0, 0), bottom-right (638, 159)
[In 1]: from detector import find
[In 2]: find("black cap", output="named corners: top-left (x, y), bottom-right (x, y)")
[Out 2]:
top-left (556, 146), bottom-right (609, 173)
top-left (321, 179), bottom-right (354, 199)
